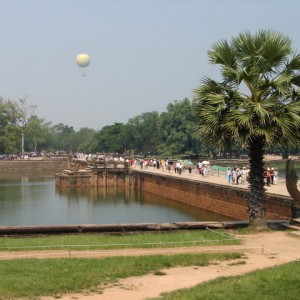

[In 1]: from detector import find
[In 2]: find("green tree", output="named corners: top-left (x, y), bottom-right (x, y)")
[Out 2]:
top-left (94, 123), bottom-right (128, 154)
top-left (127, 111), bottom-right (161, 155)
top-left (194, 30), bottom-right (300, 225)
top-left (0, 98), bottom-right (23, 153)
top-left (50, 123), bottom-right (75, 152)
top-left (157, 98), bottom-right (200, 156)
top-left (18, 96), bottom-right (37, 153)
top-left (74, 127), bottom-right (97, 153)
top-left (0, 125), bottom-right (22, 154)
top-left (26, 117), bottom-right (50, 152)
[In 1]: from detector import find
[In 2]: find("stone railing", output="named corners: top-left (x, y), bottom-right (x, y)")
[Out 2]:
top-left (70, 159), bottom-right (130, 170)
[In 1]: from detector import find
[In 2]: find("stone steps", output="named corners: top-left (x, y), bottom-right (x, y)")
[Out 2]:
top-left (284, 224), bottom-right (300, 231)
top-left (292, 218), bottom-right (300, 226)
top-left (282, 218), bottom-right (300, 231)
top-left (292, 204), bottom-right (300, 218)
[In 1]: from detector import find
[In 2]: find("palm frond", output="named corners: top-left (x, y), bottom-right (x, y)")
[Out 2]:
top-left (208, 40), bottom-right (236, 67)
top-left (290, 74), bottom-right (300, 87)
top-left (285, 53), bottom-right (300, 72)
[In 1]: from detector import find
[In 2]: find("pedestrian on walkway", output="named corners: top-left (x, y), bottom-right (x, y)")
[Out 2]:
top-left (273, 167), bottom-right (279, 184)
top-left (271, 167), bottom-right (275, 184)
top-left (188, 163), bottom-right (193, 175)
top-left (241, 167), bottom-right (247, 184)
top-left (226, 167), bottom-right (231, 183)
top-left (266, 167), bottom-right (271, 186)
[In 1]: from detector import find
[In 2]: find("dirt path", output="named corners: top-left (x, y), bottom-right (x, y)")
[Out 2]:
top-left (2, 230), bottom-right (299, 300)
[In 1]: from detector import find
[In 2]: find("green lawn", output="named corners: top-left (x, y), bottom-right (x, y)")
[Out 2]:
top-left (0, 252), bottom-right (241, 299)
top-left (152, 261), bottom-right (300, 300)
top-left (0, 229), bottom-right (240, 251)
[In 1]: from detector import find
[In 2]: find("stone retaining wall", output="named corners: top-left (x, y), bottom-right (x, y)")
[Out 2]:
top-left (0, 159), bottom-right (69, 174)
top-left (132, 171), bottom-right (292, 220)
top-left (54, 168), bottom-right (293, 220)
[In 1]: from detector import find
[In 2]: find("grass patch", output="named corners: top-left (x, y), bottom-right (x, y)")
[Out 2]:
top-left (154, 270), bottom-right (167, 276)
top-left (0, 230), bottom-right (240, 251)
top-left (234, 226), bottom-right (273, 235)
top-left (152, 261), bottom-right (300, 300)
top-left (0, 252), bottom-right (241, 299)
top-left (227, 260), bottom-right (247, 266)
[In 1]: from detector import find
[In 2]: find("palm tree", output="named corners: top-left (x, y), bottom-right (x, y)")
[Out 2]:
top-left (194, 30), bottom-right (300, 226)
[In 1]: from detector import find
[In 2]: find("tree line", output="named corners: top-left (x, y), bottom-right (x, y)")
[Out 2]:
top-left (0, 97), bottom-right (299, 159)
top-left (0, 97), bottom-right (202, 157)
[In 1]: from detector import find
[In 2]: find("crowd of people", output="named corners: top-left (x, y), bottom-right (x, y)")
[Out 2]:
top-left (226, 166), bottom-right (248, 185)
top-left (226, 166), bottom-right (279, 186)
top-left (133, 158), bottom-right (280, 187)
top-left (73, 153), bottom-right (280, 186)
top-left (132, 158), bottom-right (212, 177)
top-left (264, 167), bottom-right (279, 186)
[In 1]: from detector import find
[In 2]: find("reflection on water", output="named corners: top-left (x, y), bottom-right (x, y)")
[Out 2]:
top-left (0, 176), bottom-right (234, 226)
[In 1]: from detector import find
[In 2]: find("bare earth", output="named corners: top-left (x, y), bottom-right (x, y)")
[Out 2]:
top-left (1, 230), bottom-right (299, 300)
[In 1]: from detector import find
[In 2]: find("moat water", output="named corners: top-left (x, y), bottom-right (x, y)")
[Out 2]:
top-left (0, 175), bottom-right (233, 226)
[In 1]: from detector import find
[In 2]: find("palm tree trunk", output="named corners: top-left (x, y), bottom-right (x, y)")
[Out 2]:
top-left (248, 136), bottom-right (267, 226)
top-left (282, 146), bottom-right (289, 159)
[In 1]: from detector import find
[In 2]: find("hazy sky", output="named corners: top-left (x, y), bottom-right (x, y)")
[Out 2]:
top-left (1, 0), bottom-right (300, 130)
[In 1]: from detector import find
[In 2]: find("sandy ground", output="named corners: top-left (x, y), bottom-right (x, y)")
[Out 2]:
top-left (1, 230), bottom-right (299, 300)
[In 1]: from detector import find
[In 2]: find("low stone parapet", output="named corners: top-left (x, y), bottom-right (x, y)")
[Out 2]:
top-left (0, 221), bottom-right (243, 235)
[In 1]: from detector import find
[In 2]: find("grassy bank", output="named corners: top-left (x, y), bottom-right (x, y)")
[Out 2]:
top-left (0, 252), bottom-right (242, 299)
top-left (153, 261), bottom-right (300, 300)
top-left (0, 230), bottom-right (239, 251)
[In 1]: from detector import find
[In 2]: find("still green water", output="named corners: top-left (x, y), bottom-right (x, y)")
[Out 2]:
top-left (0, 176), bottom-right (233, 226)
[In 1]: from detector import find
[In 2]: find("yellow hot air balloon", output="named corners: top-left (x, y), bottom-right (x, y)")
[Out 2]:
top-left (76, 53), bottom-right (90, 67)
